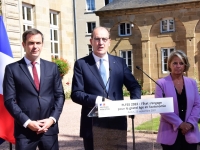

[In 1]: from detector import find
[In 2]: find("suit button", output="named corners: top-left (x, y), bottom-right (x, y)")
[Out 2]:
top-left (108, 96), bottom-right (110, 99)
top-left (37, 107), bottom-right (40, 110)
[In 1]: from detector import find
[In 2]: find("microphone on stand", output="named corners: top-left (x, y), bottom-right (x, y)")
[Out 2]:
top-left (102, 68), bottom-right (111, 101)
top-left (136, 66), bottom-right (165, 97)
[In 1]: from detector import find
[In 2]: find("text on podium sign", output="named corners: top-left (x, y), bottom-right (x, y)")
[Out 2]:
top-left (97, 97), bottom-right (174, 118)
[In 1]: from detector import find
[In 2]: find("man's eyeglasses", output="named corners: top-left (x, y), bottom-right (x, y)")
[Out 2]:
top-left (93, 37), bottom-right (109, 42)
top-left (172, 62), bottom-right (185, 66)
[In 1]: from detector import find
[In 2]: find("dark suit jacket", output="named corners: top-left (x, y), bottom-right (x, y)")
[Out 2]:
top-left (3, 58), bottom-right (65, 138)
top-left (71, 53), bottom-right (141, 138)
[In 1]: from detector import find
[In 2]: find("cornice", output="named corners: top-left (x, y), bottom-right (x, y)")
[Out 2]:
top-left (96, 1), bottom-right (200, 17)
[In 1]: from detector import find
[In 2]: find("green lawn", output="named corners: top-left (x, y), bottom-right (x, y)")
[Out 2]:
top-left (135, 117), bottom-right (160, 131)
top-left (135, 117), bottom-right (200, 131)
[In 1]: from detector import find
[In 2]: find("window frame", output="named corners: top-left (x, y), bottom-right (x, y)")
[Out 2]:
top-left (86, 0), bottom-right (95, 12)
top-left (161, 47), bottom-right (175, 73)
top-left (120, 50), bottom-right (133, 72)
top-left (105, 0), bottom-right (113, 5)
top-left (86, 22), bottom-right (96, 34)
top-left (160, 18), bottom-right (175, 33)
top-left (22, 3), bottom-right (34, 32)
top-left (88, 44), bottom-right (93, 54)
top-left (50, 11), bottom-right (60, 58)
top-left (118, 22), bottom-right (132, 36)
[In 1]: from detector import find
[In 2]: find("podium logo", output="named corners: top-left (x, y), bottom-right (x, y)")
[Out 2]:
top-left (99, 103), bottom-right (110, 111)
top-left (99, 103), bottom-right (106, 107)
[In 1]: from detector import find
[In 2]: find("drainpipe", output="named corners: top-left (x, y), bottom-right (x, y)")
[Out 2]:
top-left (73, 0), bottom-right (78, 61)
top-left (18, 0), bottom-right (22, 58)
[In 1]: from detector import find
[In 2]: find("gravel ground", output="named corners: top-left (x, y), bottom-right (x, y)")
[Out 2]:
top-left (1, 95), bottom-right (200, 150)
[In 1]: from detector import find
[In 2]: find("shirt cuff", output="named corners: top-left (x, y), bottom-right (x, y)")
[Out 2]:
top-left (23, 119), bottom-right (31, 128)
top-left (49, 117), bottom-right (56, 124)
top-left (96, 96), bottom-right (103, 106)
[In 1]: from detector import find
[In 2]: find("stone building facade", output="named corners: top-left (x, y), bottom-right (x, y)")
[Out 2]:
top-left (75, 0), bottom-right (114, 59)
top-left (96, 0), bottom-right (200, 93)
top-left (1, 0), bottom-right (74, 92)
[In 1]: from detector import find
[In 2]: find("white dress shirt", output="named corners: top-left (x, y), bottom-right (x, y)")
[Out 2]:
top-left (92, 53), bottom-right (110, 105)
top-left (24, 57), bottom-right (41, 81)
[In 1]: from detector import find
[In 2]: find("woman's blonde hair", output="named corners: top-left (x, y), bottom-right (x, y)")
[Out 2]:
top-left (167, 50), bottom-right (190, 72)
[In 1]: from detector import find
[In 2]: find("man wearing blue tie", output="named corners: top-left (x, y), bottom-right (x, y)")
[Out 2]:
top-left (71, 26), bottom-right (141, 150)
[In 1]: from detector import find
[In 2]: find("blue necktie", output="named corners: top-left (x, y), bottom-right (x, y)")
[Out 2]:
top-left (99, 59), bottom-right (108, 90)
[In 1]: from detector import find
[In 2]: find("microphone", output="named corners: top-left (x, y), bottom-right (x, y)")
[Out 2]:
top-left (136, 66), bottom-right (165, 97)
top-left (102, 68), bottom-right (111, 101)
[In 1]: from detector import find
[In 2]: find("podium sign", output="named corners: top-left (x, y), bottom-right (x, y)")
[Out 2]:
top-left (97, 97), bottom-right (173, 118)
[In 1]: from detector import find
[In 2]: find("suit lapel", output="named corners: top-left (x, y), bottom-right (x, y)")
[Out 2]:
top-left (18, 58), bottom-right (36, 90)
top-left (183, 76), bottom-right (193, 119)
top-left (87, 53), bottom-right (105, 89)
top-left (39, 59), bottom-right (45, 93)
top-left (165, 75), bottom-right (179, 114)
top-left (108, 55), bottom-right (116, 93)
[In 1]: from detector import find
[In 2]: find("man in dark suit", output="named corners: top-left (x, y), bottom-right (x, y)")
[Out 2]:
top-left (3, 28), bottom-right (65, 150)
top-left (71, 26), bottom-right (141, 150)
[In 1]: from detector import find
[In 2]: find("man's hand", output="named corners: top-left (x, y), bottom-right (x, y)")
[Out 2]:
top-left (27, 120), bottom-right (43, 132)
top-left (36, 118), bottom-right (54, 134)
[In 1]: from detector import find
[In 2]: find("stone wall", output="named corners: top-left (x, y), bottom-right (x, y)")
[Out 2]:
top-left (1, 0), bottom-right (75, 93)
top-left (96, 2), bottom-right (200, 93)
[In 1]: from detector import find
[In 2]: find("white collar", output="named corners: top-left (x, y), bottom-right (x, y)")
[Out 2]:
top-left (24, 57), bottom-right (40, 65)
top-left (92, 52), bottom-right (109, 63)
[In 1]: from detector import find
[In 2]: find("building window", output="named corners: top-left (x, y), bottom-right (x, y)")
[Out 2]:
top-left (118, 23), bottom-right (131, 36)
top-left (50, 11), bottom-right (60, 58)
top-left (105, 0), bottom-right (113, 5)
top-left (22, 4), bottom-right (34, 32)
top-left (86, 0), bottom-right (95, 11)
top-left (120, 50), bottom-right (132, 72)
top-left (161, 48), bottom-right (175, 73)
top-left (88, 45), bottom-right (92, 54)
top-left (87, 22), bottom-right (96, 34)
top-left (160, 18), bottom-right (175, 33)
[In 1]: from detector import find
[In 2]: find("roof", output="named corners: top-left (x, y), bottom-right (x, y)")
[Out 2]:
top-left (97, 0), bottom-right (199, 12)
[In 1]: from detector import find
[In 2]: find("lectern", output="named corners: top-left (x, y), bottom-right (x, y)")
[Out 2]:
top-left (88, 98), bottom-right (173, 150)
top-left (89, 106), bottom-right (127, 149)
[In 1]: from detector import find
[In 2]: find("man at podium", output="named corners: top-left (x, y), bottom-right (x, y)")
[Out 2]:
top-left (71, 26), bottom-right (141, 150)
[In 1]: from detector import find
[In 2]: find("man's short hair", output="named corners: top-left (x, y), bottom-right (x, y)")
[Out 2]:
top-left (22, 28), bottom-right (44, 43)
top-left (91, 26), bottom-right (110, 39)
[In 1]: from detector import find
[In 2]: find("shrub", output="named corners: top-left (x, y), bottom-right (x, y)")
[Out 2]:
top-left (137, 79), bottom-right (150, 95)
top-left (123, 85), bottom-right (150, 96)
top-left (123, 79), bottom-right (152, 96)
top-left (65, 90), bottom-right (71, 99)
top-left (52, 57), bottom-right (70, 78)
top-left (123, 86), bottom-right (130, 96)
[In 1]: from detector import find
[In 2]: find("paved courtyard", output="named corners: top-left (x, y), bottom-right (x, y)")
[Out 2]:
top-left (0, 95), bottom-right (200, 150)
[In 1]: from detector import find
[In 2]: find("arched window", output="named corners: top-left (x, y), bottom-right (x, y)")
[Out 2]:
top-left (160, 18), bottom-right (175, 33)
top-left (118, 23), bottom-right (132, 36)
